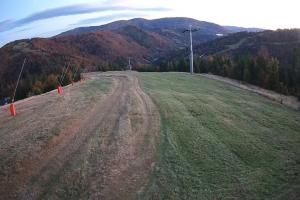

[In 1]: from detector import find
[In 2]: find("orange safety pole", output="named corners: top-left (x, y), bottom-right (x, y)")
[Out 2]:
top-left (10, 103), bottom-right (16, 116)
top-left (58, 85), bottom-right (64, 94)
top-left (58, 62), bottom-right (70, 95)
top-left (10, 58), bottom-right (26, 116)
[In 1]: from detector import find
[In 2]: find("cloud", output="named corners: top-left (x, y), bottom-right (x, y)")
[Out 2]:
top-left (0, 3), bottom-right (170, 32)
top-left (15, 27), bottom-right (35, 33)
top-left (0, 19), bottom-right (14, 32)
top-left (72, 13), bottom-right (149, 26)
top-left (0, 20), bottom-right (11, 26)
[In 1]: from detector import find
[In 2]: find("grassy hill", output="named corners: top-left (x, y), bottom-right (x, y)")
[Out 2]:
top-left (140, 72), bottom-right (300, 199)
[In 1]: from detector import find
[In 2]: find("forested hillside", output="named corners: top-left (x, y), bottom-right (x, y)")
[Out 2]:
top-left (1, 17), bottom-right (233, 102)
top-left (158, 29), bottom-right (300, 99)
top-left (0, 27), bottom-right (170, 102)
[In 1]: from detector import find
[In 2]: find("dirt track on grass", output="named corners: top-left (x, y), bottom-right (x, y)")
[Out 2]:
top-left (0, 72), bottom-right (160, 199)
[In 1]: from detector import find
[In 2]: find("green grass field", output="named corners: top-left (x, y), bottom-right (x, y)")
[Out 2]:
top-left (140, 72), bottom-right (300, 200)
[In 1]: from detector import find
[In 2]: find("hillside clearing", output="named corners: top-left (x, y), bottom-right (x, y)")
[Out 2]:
top-left (140, 72), bottom-right (300, 200)
top-left (1, 71), bottom-right (299, 199)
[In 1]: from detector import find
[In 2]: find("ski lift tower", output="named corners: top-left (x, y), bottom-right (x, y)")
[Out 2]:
top-left (183, 25), bottom-right (199, 74)
top-left (128, 57), bottom-right (132, 71)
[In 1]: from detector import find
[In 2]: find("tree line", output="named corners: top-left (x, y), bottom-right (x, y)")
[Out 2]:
top-left (157, 48), bottom-right (300, 100)
top-left (0, 64), bottom-right (81, 105)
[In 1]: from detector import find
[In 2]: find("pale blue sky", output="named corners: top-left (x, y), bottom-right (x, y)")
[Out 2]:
top-left (0, 0), bottom-right (299, 47)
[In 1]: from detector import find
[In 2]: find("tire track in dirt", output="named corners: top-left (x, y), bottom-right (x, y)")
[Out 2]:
top-left (0, 76), bottom-right (119, 199)
top-left (89, 73), bottom-right (160, 200)
top-left (0, 72), bottom-right (160, 200)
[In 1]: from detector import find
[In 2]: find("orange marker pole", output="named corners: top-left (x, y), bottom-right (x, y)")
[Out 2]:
top-left (10, 58), bottom-right (27, 117)
top-left (10, 103), bottom-right (16, 116)
top-left (58, 85), bottom-right (64, 94)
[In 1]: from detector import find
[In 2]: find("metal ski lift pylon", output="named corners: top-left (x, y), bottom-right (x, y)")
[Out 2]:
top-left (183, 25), bottom-right (200, 74)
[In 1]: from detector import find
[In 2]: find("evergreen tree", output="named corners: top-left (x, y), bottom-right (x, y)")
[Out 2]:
top-left (266, 58), bottom-right (280, 90)
top-left (255, 55), bottom-right (267, 86)
top-left (243, 65), bottom-right (251, 83)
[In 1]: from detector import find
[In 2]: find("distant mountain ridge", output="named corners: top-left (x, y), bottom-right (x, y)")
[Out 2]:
top-left (59, 17), bottom-right (227, 36)
top-left (224, 26), bottom-right (264, 33)
top-left (59, 17), bottom-right (263, 47)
